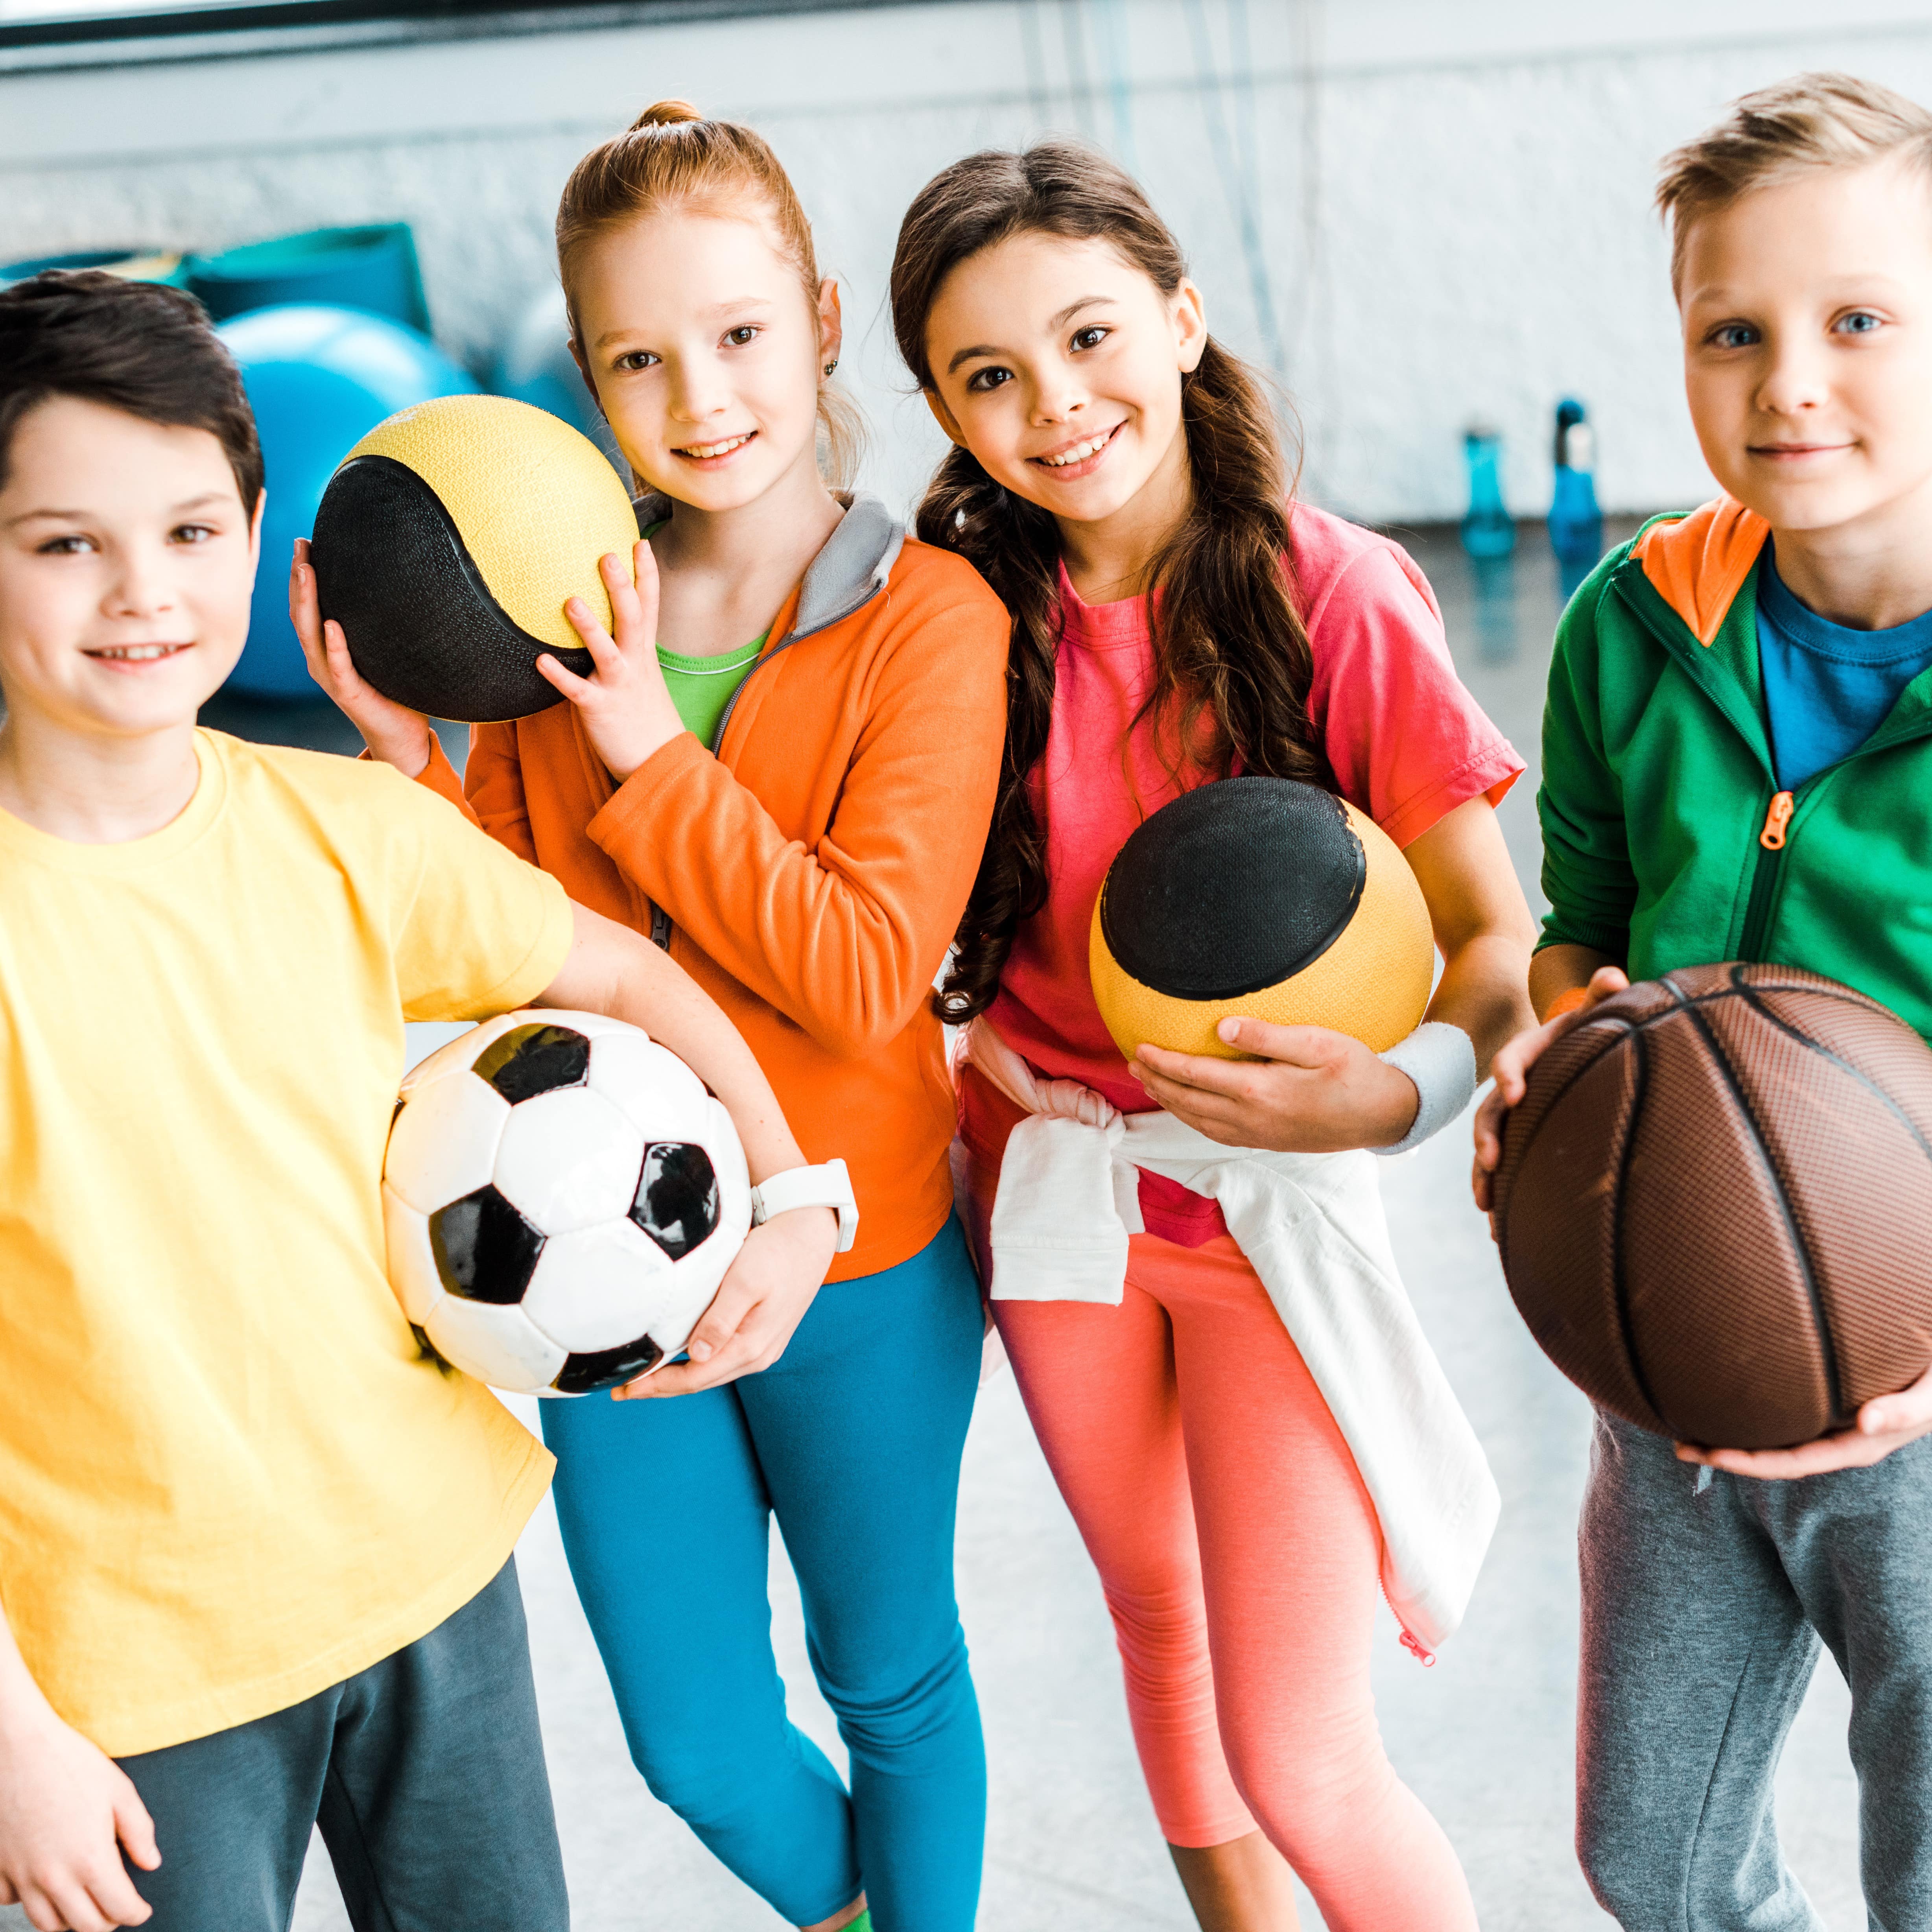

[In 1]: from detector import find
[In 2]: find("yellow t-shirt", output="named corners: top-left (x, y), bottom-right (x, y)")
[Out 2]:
top-left (0, 731), bottom-right (574, 1756)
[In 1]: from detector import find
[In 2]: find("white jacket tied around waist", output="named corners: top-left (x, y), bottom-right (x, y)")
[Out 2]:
top-left (960, 1016), bottom-right (1499, 1654)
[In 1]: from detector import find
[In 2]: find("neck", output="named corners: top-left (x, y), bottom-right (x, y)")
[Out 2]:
top-left (1055, 425), bottom-right (1195, 605)
top-left (1768, 473), bottom-right (1932, 630)
top-left (0, 704), bottom-right (202, 844)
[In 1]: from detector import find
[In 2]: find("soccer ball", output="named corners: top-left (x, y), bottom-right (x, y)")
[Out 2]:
top-left (382, 1009), bottom-right (751, 1394)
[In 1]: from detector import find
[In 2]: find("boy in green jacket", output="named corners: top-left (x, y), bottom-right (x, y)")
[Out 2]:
top-left (1473, 73), bottom-right (1932, 1929)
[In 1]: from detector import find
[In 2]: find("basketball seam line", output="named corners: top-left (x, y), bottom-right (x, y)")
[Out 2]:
top-left (1663, 973), bottom-right (1847, 1430)
top-left (1731, 966), bottom-right (1932, 1169)
top-left (1497, 973), bottom-right (1883, 1193)
top-left (1609, 1021), bottom-right (1668, 1429)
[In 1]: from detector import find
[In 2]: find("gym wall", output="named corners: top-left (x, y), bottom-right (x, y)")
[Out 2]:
top-left (6, 0), bottom-right (1932, 525)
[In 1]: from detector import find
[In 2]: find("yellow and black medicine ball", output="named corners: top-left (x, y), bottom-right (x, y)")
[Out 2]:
top-left (310, 394), bottom-right (639, 723)
top-left (1090, 776), bottom-right (1435, 1062)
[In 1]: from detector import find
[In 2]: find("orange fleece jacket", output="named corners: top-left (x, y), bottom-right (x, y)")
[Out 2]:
top-left (415, 534), bottom-right (1008, 1281)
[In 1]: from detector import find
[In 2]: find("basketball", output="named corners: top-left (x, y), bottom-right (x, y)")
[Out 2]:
top-left (1492, 962), bottom-right (1932, 1450)
top-left (309, 393), bottom-right (640, 723)
top-left (1089, 776), bottom-right (1435, 1062)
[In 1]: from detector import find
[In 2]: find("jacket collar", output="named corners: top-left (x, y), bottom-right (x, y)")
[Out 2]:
top-left (1628, 496), bottom-right (1770, 647)
top-left (630, 489), bottom-right (905, 648)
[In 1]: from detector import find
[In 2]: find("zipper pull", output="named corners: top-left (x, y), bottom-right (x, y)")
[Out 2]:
top-left (1759, 790), bottom-right (1794, 851)
top-left (1399, 1629), bottom-right (1436, 1667)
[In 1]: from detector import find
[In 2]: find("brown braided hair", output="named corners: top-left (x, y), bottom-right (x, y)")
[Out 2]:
top-left (889, 140), bottom-right (1325, 1023)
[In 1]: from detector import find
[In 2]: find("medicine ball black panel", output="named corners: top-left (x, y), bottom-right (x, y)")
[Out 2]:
top-left (1099, 777), bottom-right (1367, 1000)
top-left (311, 456), bottom-right (593, 722)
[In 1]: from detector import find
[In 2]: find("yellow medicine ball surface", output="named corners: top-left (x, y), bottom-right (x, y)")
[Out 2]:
top-left (313, 393), bottom-right (643, 722)
top-left (1090, 784), bottom-right (1434, 1062)
top-left (344, 394), bottom-right (638, 653)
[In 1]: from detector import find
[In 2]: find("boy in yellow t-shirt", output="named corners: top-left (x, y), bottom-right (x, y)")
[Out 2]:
top-left (0, 273), bottom-right (837, 1932)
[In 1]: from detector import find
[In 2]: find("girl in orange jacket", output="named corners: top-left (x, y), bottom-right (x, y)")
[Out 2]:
top-left (294, 103), bottom-right (1007, 1932)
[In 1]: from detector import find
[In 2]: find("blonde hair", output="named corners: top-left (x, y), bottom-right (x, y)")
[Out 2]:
top-left (1657, 72), bottom-right (1932, 291)
top-left (555, 98), bottom-right (865, 488)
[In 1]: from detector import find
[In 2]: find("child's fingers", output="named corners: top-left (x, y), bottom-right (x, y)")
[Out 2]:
top-left (562, 595), bottom-right (622, 669)
top-left (113, 1779), bottom-right (160, 1873)
top-left (36, 1875), bottom-right (111, 1932)
top-left (599, 550), bottom-right (653, 664)
top-left (320, 620), bottom-right (365, 693)
top-left (83, 1861), bottom-right (152, 1929)
top-left (682, 1274), bottom-right (763, 1366)
top-left (1212, 1015), bottom-right (1345, 1066)
top-left (15, 1879), bottom-right (74, 1932)
top-left (534, 652), bottom-right (599, 704)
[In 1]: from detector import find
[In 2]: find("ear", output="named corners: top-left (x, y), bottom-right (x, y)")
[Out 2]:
top-left (817, 277), bottom-right (844, 375)
top-left (248, 488), bottom-right (266, 566)
top-left (1174, 278), bottom-right (1208, 375)
top-left (923, 386), bottom-right (968, 448)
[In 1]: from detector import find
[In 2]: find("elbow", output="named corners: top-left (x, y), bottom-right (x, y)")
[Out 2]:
top-left (808, 1005), bottom-right (918, 1061)
top-left (796, 973), bottom-right (932, 1061)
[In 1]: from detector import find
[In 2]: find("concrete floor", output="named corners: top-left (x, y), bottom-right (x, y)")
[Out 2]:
top-left (4, 524), bottom-right (1868, 1931)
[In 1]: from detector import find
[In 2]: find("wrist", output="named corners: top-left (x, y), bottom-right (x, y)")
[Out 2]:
top-left (1370, 1060), bottom-right (1423, 1148)
top-left (371, 724), bottom-right (432, 780)
top-left (749, 1158), bottom-right (858, 1254)
top-left (1373, 1021), bottom-right (1478, 1156)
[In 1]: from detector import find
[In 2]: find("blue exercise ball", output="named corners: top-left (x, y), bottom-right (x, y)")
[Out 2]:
top-left (491, 285), bottom-right (630, 482)
top-left (219, 304), bottom-right (476, 698)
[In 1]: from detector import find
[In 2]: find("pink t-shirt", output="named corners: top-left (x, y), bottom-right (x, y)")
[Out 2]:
top-left (967, 502), bottom-right (1524, 1246)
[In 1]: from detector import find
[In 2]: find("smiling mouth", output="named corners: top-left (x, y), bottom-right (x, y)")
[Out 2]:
top-left (1750, 442), bottom-right (1853, 457)
top-left (85, 643), bottom-right (192, 663)
top-left (1031, 423), bottom-right (1123, 471)
top-left (676, 432), bottom-right (757, 461)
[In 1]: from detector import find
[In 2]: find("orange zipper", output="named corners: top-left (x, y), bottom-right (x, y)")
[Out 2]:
top-left (1759, 790), bottom-right (1794, 850)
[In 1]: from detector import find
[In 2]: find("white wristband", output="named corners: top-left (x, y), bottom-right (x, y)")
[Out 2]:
top-left (749, 1158), bottom-right (859, 1253)
top-left (1374, 1022), bottom-right (1478, 1156)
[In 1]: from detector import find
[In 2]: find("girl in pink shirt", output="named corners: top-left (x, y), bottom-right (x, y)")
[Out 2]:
top-left (891, 145), bottom-right (1537, 1931)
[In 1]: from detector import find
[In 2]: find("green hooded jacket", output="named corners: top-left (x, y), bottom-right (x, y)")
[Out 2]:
top-left (1539, 496), bottom-right (1932, 1040)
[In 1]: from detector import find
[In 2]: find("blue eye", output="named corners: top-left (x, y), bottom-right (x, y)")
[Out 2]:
top-left (1836, 310), bottom-right (1883, 336)
top-left (966, 366), bottom-right (1012, 393)
top-left (1711, 322), bottom-right (1760, 350)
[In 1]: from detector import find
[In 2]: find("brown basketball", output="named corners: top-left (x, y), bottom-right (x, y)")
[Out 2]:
top-left (1492, 962), bottom-right (1932, 1449)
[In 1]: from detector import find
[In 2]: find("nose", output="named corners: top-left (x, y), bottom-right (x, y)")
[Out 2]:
top-left (1030, 365), bottom-right (1090, 428)
top-left (1754, 329), bottom-right (1831, 418)
top-left (665, 356), bottom-right (730, 427)
top-left (105, 536), bottom-right (180, 623)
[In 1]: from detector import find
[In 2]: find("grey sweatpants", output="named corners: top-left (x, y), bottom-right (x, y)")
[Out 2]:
top-left (1577, 1411), bottom-right (1932, 1931)
top-left (118, 1557), bottom-right (568, 1932)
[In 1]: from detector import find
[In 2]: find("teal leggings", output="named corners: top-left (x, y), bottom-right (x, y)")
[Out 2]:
top-left (542, 1219), bottom-right (986, 1930)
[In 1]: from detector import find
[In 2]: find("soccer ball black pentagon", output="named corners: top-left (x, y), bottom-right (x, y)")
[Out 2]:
top-left (382, 1010), bottom-right (751, 1393)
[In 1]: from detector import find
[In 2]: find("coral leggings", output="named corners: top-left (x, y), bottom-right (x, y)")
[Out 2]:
top-left (962, 1132), bottom-right (1477, 1930)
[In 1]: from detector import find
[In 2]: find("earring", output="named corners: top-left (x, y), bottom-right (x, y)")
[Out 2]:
top-left (824, 359), bottom-right (838, 376)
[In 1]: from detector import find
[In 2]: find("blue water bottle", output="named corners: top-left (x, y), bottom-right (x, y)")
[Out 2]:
top-left (1549, 398), bottom-right (1604, 598)
top-left (1462, 424), bottom-right (1515, 559)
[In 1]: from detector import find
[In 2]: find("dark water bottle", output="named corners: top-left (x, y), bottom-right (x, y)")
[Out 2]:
top-left (1549, 398), bottom-right (1604, 598)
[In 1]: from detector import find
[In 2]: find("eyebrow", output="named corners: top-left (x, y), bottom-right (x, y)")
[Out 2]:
top-left (945, 294), bottom-right (1115, 375)
top-left (593, 297), bottom-right (777, 350)
top-left (6, 490), bottom-right (228, 530)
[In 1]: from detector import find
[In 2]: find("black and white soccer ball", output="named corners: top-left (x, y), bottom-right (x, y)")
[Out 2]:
top-left (382, 1009), bottom-right (751, 1394)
